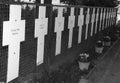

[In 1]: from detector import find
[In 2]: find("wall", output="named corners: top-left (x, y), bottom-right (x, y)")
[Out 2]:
top-left (0, 3), bottom-right (117, 83)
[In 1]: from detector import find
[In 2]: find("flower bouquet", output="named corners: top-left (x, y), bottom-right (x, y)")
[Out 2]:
top-left (78, 53), bottom-right (90, 71)
top-left (103, 36), bottom-right (111, 47)
top-left (95, 40), bottom-right (104, 54)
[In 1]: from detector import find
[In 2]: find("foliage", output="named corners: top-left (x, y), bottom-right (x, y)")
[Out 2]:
top-left (61, 0), bottom-right (118, 7)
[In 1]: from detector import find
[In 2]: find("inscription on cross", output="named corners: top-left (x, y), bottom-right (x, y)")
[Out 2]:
top-left (78, 8), bottom-right (84, 43)
top-left (68, 8), bottom-right (75, 48)
top-left (95, 8), bottom-right (99, 34)
top-left (85, 8), bottom-right (90, 40)
top-left (90, 8), bottom-right (95, 36)
top-left (54, 7), bottom-right (64, 55)
top-left (2, 5), bottom-right (25, 83)
top-left (35, 6), bottom-right (48, 66)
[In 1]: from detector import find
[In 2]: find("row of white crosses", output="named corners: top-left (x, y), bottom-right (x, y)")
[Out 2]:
top-left (2, 5), bottom-right (117, 83)
top-left (2, 5), bottom-right (48, 83)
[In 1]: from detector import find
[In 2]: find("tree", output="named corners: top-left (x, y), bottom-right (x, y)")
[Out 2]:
top-left (61, 0), bottom-right (118, 7)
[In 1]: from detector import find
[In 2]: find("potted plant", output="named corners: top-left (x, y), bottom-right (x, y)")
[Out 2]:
top-left (95, 40), bottom-right (104, 54)
top-left (103, 36), bottom-right (111, 47)
top-left (115, 30), bottom-right (120, 39)
top-left (78, 53), bottom-right (90, 71)
top-left (79, 76), bottom-right (88, 83)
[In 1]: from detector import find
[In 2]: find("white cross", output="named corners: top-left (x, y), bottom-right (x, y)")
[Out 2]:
top-left (112, 9), bottom-right (116, 25)
top-left (90, 8), bottom-right (95, 36)
top-left (108, 8), bottom-right (112, 27)
top-left (35, 6), bottom-right (48, 66)
top-left (111, 9), bottom-right (115, 25)
top-left (85, 8), bottom-right (90, 40)
top-left (68, 8), bottom-right (75, 48)
top-left (99, 8), bottom-right (103, 32)
top-left (54, 7), bottom-right (64, 55)
top-left (105, 8), bottom-right (109, 28)
top-left (95, 8), bottom-right (99, 34)
top-left (110, 8), bottom-right (113, 26)
top-left (102, 8), bottom-right (106, 30)
top-left (78, 8), bottom-right (84, 43)
top-left (107, 8), bottom-right (111, 27)
top-left (2, 5), bottom-right (25, 83)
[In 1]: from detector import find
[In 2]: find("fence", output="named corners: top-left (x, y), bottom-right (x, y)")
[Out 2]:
top-left (0, 3), bottom-right (117, 83)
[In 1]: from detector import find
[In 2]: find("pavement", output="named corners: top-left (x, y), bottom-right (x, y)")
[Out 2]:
top-left (88, 39), bottom-right (120, 83)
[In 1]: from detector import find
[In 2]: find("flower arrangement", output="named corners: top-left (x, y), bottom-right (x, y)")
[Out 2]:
top-left (103, 36), bottom-right (111, 46)
top-left (78, 53), bottom-right (91, 71)
top-left (95, 40), bottom-right (104, 54)
top-left (78, 53), bottom-right (90, 62)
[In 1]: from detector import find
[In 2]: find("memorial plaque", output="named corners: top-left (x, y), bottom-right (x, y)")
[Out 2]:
top-left (68, 8), bottom-right (75, 48)
top-left (2, 5), bottom-right (25, 83)
top-left (54, 7), bottom-right (64, 55)
top-left (35, 6), bottom-right (48, 65)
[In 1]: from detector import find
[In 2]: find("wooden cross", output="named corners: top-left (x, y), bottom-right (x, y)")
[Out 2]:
top-left (68, 7), bottom-right (75, 48)
top-left (95, 8), bottom-right (99, 34)
top-left (2, 5), bottom-right (25, 83)
top-left (54, 7), bottom-right (64, 55)
top-left (85, 8), bottom-right (90, 40)
top-left (35, 6), bottom-right (48, 66)
top-left (99, 8), bottom-right (103, 32)
top-left (90, 8), bottom-right (95, 36)
top-left (78, 8), bottom-right (84, 43)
